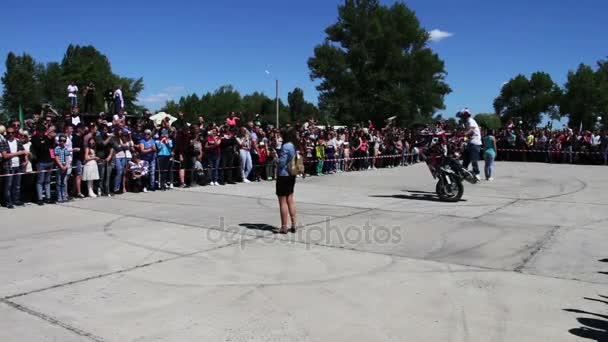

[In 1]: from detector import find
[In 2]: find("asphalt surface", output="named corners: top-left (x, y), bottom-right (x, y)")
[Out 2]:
top-left (1, 161), bottom-right (607, 341)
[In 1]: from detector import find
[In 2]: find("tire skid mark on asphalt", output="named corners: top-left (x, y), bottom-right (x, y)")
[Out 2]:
top-left (513, 225), bottom-right (562, 273)
top-left (0, 299), bottom-right (103, 342)
top-left (3, 236), bottom-right (242, 300)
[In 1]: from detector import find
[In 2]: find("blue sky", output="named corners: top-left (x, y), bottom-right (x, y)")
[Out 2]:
top-left (1, 0), bottom-right (607, 121)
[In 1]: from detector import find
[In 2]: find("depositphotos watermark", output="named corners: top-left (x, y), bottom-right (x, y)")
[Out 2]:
top-left (205, 217), bottom-right (404, 249)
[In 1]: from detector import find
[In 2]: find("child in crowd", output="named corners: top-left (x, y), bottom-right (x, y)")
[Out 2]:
top-left (53, 136), bottom-right (71, 202)
top-left (128, 153), bottom-right (149, 193)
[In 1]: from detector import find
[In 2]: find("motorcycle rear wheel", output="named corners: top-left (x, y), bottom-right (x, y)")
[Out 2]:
top-left (436, 174), bottom-right (464, 202)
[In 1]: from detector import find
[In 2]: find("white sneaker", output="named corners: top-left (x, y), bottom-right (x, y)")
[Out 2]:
top-left (475, 175), bottom-right (482, 181)
top-left (487, 177), bottom-right (494, 182)
top-left (89, 193), bottom-right (97, 198)
top-left (244, 179), bottom-right (251, 183)
top-left (169, 183), bottom-right (174, 189)
top-left (143, 187), bottom-right (148, 193)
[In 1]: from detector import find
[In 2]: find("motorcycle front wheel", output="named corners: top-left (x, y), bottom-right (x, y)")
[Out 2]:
top-left (436, 173), bottom-right (464, 202)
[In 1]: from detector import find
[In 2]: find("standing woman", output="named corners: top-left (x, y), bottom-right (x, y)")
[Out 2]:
top-left (237, 127), bottom-right (253, 183)
top-left (82, 139), bottom-right (100, 197)
top-left (156, 131), bottom-right (173, 190)
top-left (112, 130), bottom-right (134, 194)
top-left (276, 128), bottom-right (298, 234)
top-left (139, 129), bottom-right (158, 191)
top-left (483, 129), bottom-right (497, 181)
top-left (205, 128), bottom-right (221, 186)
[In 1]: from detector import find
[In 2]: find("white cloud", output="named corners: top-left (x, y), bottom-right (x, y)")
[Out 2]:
top-left (140, 85), bottom-right (186, 104)
top-left (164, 85), bottom-right (185, 93)
top-left (140, 92), bottom-right (172, 103)
top-left (428, 29), bottom-right (454, 42)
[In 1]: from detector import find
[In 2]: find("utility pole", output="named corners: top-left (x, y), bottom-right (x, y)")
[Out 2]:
top-left (275, 79), bottom-right (279, 129)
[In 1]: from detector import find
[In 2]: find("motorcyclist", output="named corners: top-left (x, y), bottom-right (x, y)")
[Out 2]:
top-left (458, 108), bottom-right (482, 181)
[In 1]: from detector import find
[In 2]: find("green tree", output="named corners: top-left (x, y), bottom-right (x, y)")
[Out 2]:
top-left (287, 87), bottom-right (305, 122)
top-left (494, 72), bottom-right (561, 128)
top-left (3, 45), bottom-right (145, 116)
top-left (179, 93), bottom-right (201, 121)
top-left (160, 100), bottom-right (180, 115)
top-left (38, 62), bottom-right (65, 108)
top-left (594, 59), bottom-right (608, 128)
top-left (308, 0), bottom-right (451, 126)
top-left (561, 64), bottom-right (599, 130)
top-left (61, 44), bottom-right (115, 111)
top-left (1, 52), bottom-right (41, 114)
top-left (115, 76), bottom-right (144, 115)
top-left (209, 85), bottom-right (242, 122)
top-left (302, 102), bottom-right (320, 120)
top-left (242, 91), bottom-right (274, 117)
top-left (474, 113), bottom-right (502, 130)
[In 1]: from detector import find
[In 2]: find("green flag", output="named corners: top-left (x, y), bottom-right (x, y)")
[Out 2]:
top-left (18, 104), bottom-right (24, 128)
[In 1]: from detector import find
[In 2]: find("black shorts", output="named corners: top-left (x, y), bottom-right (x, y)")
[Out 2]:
top-left (275, 176), bottom-right (296, 197)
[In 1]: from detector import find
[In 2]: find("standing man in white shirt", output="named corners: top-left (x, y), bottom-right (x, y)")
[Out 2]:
top-left (67, 82), bottom-right (78, 108)
top-left (114, 86), bottom-right (124, 114)
top-left (1, 127), bottom-right (28, 208)
top-left (460, 108), bottom-right (482, 181)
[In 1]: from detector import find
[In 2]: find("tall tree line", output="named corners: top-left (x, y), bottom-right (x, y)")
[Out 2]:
top-left (495, 58), bottom-right (608, 130)
top-left (160, 86), bottom-right (320, 125)
top-left (1, 44), bottom-right (144, 116)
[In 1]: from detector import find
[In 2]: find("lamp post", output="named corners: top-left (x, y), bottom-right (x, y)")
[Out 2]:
top-left (275, 79), bottom-right (279, 129)
top-left (266, 70), bottom-right (279, 129)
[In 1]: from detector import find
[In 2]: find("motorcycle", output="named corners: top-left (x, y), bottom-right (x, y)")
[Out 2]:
top-left (419, 136), bottom-right (478, 202)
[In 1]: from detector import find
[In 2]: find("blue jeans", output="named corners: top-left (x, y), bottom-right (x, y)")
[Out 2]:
top-left (36, 162), bottom-right (54, 201)
top-left (239, 149), bottom-right (252, 180)
top-left (97, 161), bottom-right (113, 194)
top-left (207, 153), bottom-right (220, 182)
top-left (144, 158), bottom-right (156, 189)
top-left (484, 153), bottom-right (495, 179)
top-left (114, 158), bottom-right (128, 192)
top-left (56, 169), bottom-right (68, 201)
top-left (70, 96), bottom-right (77, 108)
top-left (4, 166), bottom-right (22, 205)
top-left (463, 143), bottom-right (481, 175)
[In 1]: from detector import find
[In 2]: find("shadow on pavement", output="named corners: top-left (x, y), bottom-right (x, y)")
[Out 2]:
top-left (238, 223), bottom-right (280, 234)
top-left (565, 259), bottom-right (608, 341)
top-left (401, 190), bottom-right (437, 195)
top-left (370, 194), bottom-right (467, 203)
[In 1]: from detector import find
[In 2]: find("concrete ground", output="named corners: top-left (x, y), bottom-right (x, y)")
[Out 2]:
top-left (1, 161), bottom-right (607, 342)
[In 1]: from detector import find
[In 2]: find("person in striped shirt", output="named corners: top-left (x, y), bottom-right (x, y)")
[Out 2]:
top-left (54, 137), bottom-right (71, 202)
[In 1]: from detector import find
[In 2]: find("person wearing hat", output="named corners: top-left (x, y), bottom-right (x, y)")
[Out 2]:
top-left (460, 108), bottom-right (482, 181)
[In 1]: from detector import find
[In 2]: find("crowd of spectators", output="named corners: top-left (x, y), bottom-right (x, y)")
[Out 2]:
top-left (0, 106), bottom-right (426, 209)
top-left (1, 101), bottom-right (607, 209)
top-left (494, 127), bottom-right (608, 164)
